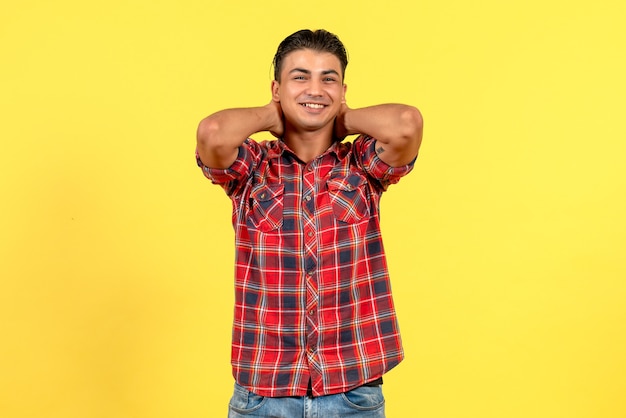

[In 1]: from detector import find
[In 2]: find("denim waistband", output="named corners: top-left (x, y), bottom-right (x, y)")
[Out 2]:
top-left (306, 377), bottom-right (383, 398)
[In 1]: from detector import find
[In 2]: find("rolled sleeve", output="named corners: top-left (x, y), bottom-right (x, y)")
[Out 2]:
top-left (196, 138), bottom-right (259, 196)
top-left (355, 135), bottom-right (416, 190)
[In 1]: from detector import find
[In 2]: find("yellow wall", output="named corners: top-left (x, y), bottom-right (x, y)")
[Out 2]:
top-left (1, 1), bottom-right (625, 417)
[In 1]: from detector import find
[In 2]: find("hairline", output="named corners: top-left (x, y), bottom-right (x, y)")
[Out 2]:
top-left (276, 48), bottom-right (345, 83)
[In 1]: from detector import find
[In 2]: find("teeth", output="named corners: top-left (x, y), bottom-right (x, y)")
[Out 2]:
top-left (303, 103), bottom-right (324, 109)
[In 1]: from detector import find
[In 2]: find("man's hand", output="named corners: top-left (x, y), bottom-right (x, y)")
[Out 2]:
top-left (266, 100), bottom-right (284, 139)
top-left (333, 103), bottom-right (351, 141)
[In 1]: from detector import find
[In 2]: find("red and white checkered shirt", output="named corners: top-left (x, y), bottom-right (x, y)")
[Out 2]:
top-left (197, 135), bottom-right (415, 397)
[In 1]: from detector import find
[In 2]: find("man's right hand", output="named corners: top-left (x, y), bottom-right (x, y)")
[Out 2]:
top-left (266, 100), bottom-right (284, 139)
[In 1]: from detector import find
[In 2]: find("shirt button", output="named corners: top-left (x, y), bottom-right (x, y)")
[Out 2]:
top-left (309, 309), bottom-right (315, 316)
top-left (304, 195), bottom-right (311, 201)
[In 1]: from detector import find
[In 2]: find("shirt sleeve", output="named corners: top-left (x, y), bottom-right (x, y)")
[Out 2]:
top-left (353, 135), bottom-right (416, 191)
top-left (196, 138), bottom-right (260, 197)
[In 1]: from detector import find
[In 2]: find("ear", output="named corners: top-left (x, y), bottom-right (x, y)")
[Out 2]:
top-left (341, 83), bottom-right (347, 103)
top-left (271, 80), bottom-right (280, 102)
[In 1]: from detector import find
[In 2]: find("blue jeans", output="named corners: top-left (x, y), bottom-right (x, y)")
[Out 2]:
top-left (227, 382), bottom-right (386, 418)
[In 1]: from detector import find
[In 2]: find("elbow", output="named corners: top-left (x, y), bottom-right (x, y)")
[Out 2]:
top-left (195, 117), bottom-right (225, 167)
top-left (196, 116), bottom-right (222, 150)
top-left (396, 106), bottom-right (423, 156)
top-left (196, 115), bottom-right (239, 169)
top-left (400, 106), bottom-right (423, 142)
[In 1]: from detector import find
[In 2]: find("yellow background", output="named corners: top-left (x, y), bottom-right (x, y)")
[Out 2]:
top-left (1, 0), bottom-right (625, 417)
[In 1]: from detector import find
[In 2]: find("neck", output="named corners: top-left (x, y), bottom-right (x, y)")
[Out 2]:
top-left (282, 127), bottom-right (334, 163)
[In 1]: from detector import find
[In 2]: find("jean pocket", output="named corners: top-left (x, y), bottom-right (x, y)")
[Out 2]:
top-left (340, 385), bottom-right (385, 411)
top-left (229, 383), bottom-right (267, 414)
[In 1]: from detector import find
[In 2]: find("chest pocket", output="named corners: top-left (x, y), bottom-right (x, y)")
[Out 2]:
top-left (327, 173), bottom-right (370, 224)
top-left (248, 183), bottom-right (285, 232)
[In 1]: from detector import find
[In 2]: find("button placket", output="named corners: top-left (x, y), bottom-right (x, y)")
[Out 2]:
top-left (301, 162), bottom-right (319, 368)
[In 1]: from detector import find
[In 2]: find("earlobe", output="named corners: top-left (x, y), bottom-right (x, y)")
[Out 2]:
top-left (342, 83), bottom-right (347, 103)
top-left (271, 80), bottom-right (280, 101)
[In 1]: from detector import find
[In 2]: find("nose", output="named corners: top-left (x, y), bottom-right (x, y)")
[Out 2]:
top-left (306, 78), bottom-right (323, 96)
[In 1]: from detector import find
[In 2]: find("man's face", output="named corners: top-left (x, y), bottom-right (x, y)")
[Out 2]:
top-left (272, 49), bottom-right (346, 135)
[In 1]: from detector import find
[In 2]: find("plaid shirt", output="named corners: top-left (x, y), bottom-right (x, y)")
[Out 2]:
top-left (197, 135), bottom-right (415, 397)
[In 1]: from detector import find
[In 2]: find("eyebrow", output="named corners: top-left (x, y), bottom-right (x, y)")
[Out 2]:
top-left (289, 68), bottom-right (340, 77)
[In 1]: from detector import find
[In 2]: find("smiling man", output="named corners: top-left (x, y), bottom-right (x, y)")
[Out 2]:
top-left (196, 29), bottom-right (423, 418)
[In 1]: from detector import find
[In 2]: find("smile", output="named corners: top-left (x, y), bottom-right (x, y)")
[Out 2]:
top-left (301, 103), bottom-right (326, 109)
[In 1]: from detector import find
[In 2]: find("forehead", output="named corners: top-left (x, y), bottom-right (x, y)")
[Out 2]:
top-left (280, 49), bottom-right (342, 75)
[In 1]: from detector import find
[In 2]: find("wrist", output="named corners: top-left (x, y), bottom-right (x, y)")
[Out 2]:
top-left (262, 101), bottom-right (283, 137)
top-left (339, 107), bottom-right (356, 136)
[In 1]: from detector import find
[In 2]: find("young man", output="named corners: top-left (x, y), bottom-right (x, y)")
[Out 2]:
top-left (196, 29), bottom-right (423, 417)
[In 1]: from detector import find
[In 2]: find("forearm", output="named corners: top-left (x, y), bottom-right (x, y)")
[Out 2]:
top-left (339, 104), bottom-right (423, 166)
top-left (340, 104), bottom-right (421, 144)
top-left (196, 104), bottom-right (281, 169)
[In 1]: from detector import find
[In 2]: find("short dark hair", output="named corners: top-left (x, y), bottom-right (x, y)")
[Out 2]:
top-left (273, 29), bottom-right (348, 82)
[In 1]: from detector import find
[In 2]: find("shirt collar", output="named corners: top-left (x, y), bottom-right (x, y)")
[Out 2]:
top-left (268, 138), bottom-right (349, 162)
